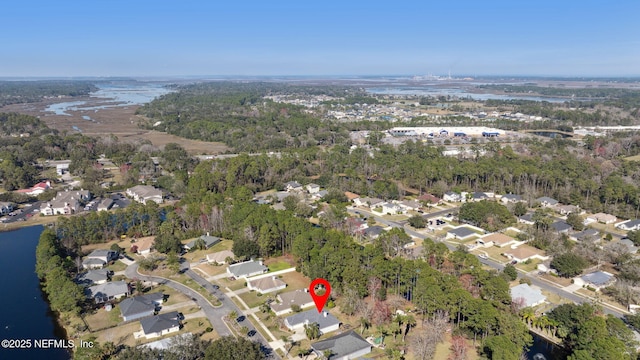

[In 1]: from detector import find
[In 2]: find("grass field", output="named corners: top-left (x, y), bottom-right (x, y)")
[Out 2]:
top-left (85, 306), bottom-right (122, 332)
top-left (277, 271), bottom-right (311, 291)
top-left (265, 260), bottom-right (293, 272)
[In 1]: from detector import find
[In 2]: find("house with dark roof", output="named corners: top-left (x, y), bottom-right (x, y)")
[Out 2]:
top-left (76, 269), bottom-right (111, 286)
top-left (510, 284), bottom-right (546, 308)
top-left (227, 260), bottom-right (267, 279)
top-left (574, 271), bottom-right (616, 291)
top-left (551, 221), bottom-right (572, 234)
top-left (617, 220), bottom-right (640, 231)
top-left (518, 213), bottom-right (535, 225)
top-left (140, 311), bottom-right (181, 339)
top-left (311, 330), bottom-right (372, 360)
top-left (120, 293), bottom-right (164, 322)
top-left (363, 226), bottom-right (385, 240)
top-left (536, 197), bottom-right (558, 207)
top-left (570, 229), bottom-right (601, 242)
top-left (620, 239), bottom-right (638, 254)
top-left (270, 289), bottom-right (314, 316)
top-left (471, 192), bottom-right (489, 202)
top-left (86, 281), bottom-right (129, 303)
top-left (284, 310), bottom-right (340, 334)
top-left (184, 234), bottom-right (220, 251)
top-left (285, 181), bottom-right (303, 192)
top-left (0, 201), bottom-right (14, 215)
top-left (446, 227), bottom-right (478, 240)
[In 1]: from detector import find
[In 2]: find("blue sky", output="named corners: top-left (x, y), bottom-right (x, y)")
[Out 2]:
top-left (1, 1), bottom-right (639, 77)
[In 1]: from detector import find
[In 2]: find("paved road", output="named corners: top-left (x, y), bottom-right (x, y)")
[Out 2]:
top-left (124, 263), bottom-right (278, 358)
top-left (349, 207), bottom-right (629, 319)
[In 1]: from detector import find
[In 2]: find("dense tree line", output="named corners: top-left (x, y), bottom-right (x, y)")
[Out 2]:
top-left (35, 229), bottom-right (85, 315)
top-left (0, 80), bottom-right (97, 107)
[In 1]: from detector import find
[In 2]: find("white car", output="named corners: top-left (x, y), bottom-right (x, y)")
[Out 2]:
top-left (478, 254), bottom-right (488, 259)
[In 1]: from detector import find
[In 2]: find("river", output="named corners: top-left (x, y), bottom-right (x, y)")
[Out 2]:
top-left (0, 226), bottom-right (69, 360)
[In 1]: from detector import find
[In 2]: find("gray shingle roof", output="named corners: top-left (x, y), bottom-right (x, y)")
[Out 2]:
top-left (519, 213), bottom-right (534, 222)
top-left (120, 293), bottom-right (164, 318)
top-left (448, 227), bottom-right (476, 238)
top-left (311, 330), bottom-right (371, 359)
top-left (510, 284), bottom-right (546, 307)
top-left (572, 229), bottom-right (600, 241)
top-left (185, 235), bottom-right (220, 249)
top-left (86, 281), bottom-right (128, 300)
top-left (285, 309), bottom-right (340, 330)
top-left (140, 311), bottom-right (181, 335)
top-left (76, 269), bottom-right (110, 285)
top-left (551, 221), bottom-right (571, 232)
top-left (536, 196), bottom-right (558, 205)
top-left (581, 271), bottom-right (614, 286)
top-left (228, 260), bottom-right (267, 277)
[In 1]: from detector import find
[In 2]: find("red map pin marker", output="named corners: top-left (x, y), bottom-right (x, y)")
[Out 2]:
top-left (309, 278), bottom-right (331, 313)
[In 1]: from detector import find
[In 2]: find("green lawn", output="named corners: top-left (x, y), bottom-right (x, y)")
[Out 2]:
top-left (267, 260), bottom-right (292, 272)
top-left (516, 259), bottom-right (541, 273)
top-left (107, 261), bottom-right (127, 272)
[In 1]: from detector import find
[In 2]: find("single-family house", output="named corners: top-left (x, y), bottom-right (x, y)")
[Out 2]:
top-left (227, 260), bottom-right (268, 279)
top-left (536, 197), bottom-right (558, 208)
top-left (551, 221), bottom-right (572, 234)
top-left (586, 213), bottom-right (617, 225)
top-left (284, 309), bottom-right (341, 334)
top-left (270, 289), bottom-right (314, 316)
top-left (504, 245), bottom-right (550, 263)
top-left (518, 213), bottom-right (535, 225)
top-left (500, 194), bottom-right (523, 204)
top-left (399, 200), bottom-right (421, 211)
top-left (479, 233), bottom-right (517, 248)
top-left (311, 330), bottom-right (372, 360)
top-left (140, 311), bottom-right (181, 339)
top-left (0, 202), bottom-right (14, 215)
top-left (56, 163), bottom-right (70, 176)
top-left (133, 237), bottom-right (155, 256)
top-left (510, 284), bottom-right (546, 308)
top-left (471, 192), bottom-right (489, 202)
top-left (570, 229), bottom-right (601, 242)
top-left (82, 249), bottom-right (119, 269)
top-left (306, 183), bottom-right (321, 194)
top-left (620, 239), bottom-right (638, 254)
top-left (16, 181), bottom-right (51, 196)
top-left (443, 191), bottom-right (462, 202)
top-left (312, 190), bottom-right (329, 200)
top-left (344, 192), bottom-right (360, 202)
top-left (363, 226), bottom-right (385, 240)
top-left (555, 204), bottom-right (581, 216)
top-left (617, 220), bottom-right (640, 231)
top-left (126, 185), bottom-right (163, 204)
top-left (97, 198), bottom-right (114, 212)
top-left (120, 292), bottom-right (164, 322)
top-left (574, 271), bottom-right (616, 291)
top-left (76, 269), bottom-right (111, 286)
top-left (381, 202), bottom-right (403, 214)
top-left (206, 250), bottom-right (235, 265)
top-left (353, 197), bottom-right (384, 208)
top-left (184, 234), bottom-right (220, 251)
top-left (86, 281), bottom-right (129, 303)
top-left (346, 217), bottom-right (368, 234)
top-left (418, 193), bottom-right (441, 204)
top-left (446, 227), bottom-right (478, 241)
top-left (285, 181), bottom-right (303, 192)
top-left (247, 276), bottom-right (287, 294)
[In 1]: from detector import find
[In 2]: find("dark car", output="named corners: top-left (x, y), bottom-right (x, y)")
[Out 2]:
top-left (236, 315), bottom-right (245, 322)
top-left (247, 330), bottom-right (256, 337)
top-left (212, 285), bottom-right (220, 290)
top-left (177, 312), bottom-right (185, 321)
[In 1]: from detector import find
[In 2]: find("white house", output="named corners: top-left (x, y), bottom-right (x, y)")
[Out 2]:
top-left (247, 276), bottom-right (287, 294)
top-left (574, 271), bottom-right (616, 291)
top-left (443, 191), bottom-right (462, 202)
top-left (40, 189), bottom-right (91, 216)
top-left (270, 289), bottom-right (315, 316)
top-left (206, 250), bottom-right (235, 265)
top-left (227, 260), bottom-right (268, 279)
top-left (306, 183), bottom-right (321, 194)
top-left (617, 220), bottom-right (640, 231)
top-left (82, 249), bottom-right (119, 269)
top-left (0, 202), bottom-right (14, 215)
top-left (284, 181), bottom-right (303, 192)
top-left (381, 202), bottom-right (404, 214)
top-left (536, 197), bottom-right (558, 207)
top-left (586, 213), bottom-right (617, 225)
top-left (284, 310), bottom-right (340, 334)
top-left (126, 185), bottom-right (163, 204)
top-left (504, 245), bottom-right (549, 263)
top-left (510, 284), bottom-right (546, 308)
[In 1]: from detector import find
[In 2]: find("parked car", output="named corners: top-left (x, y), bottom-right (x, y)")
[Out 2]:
top-left (247, 330), bottom-right (256, 337)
